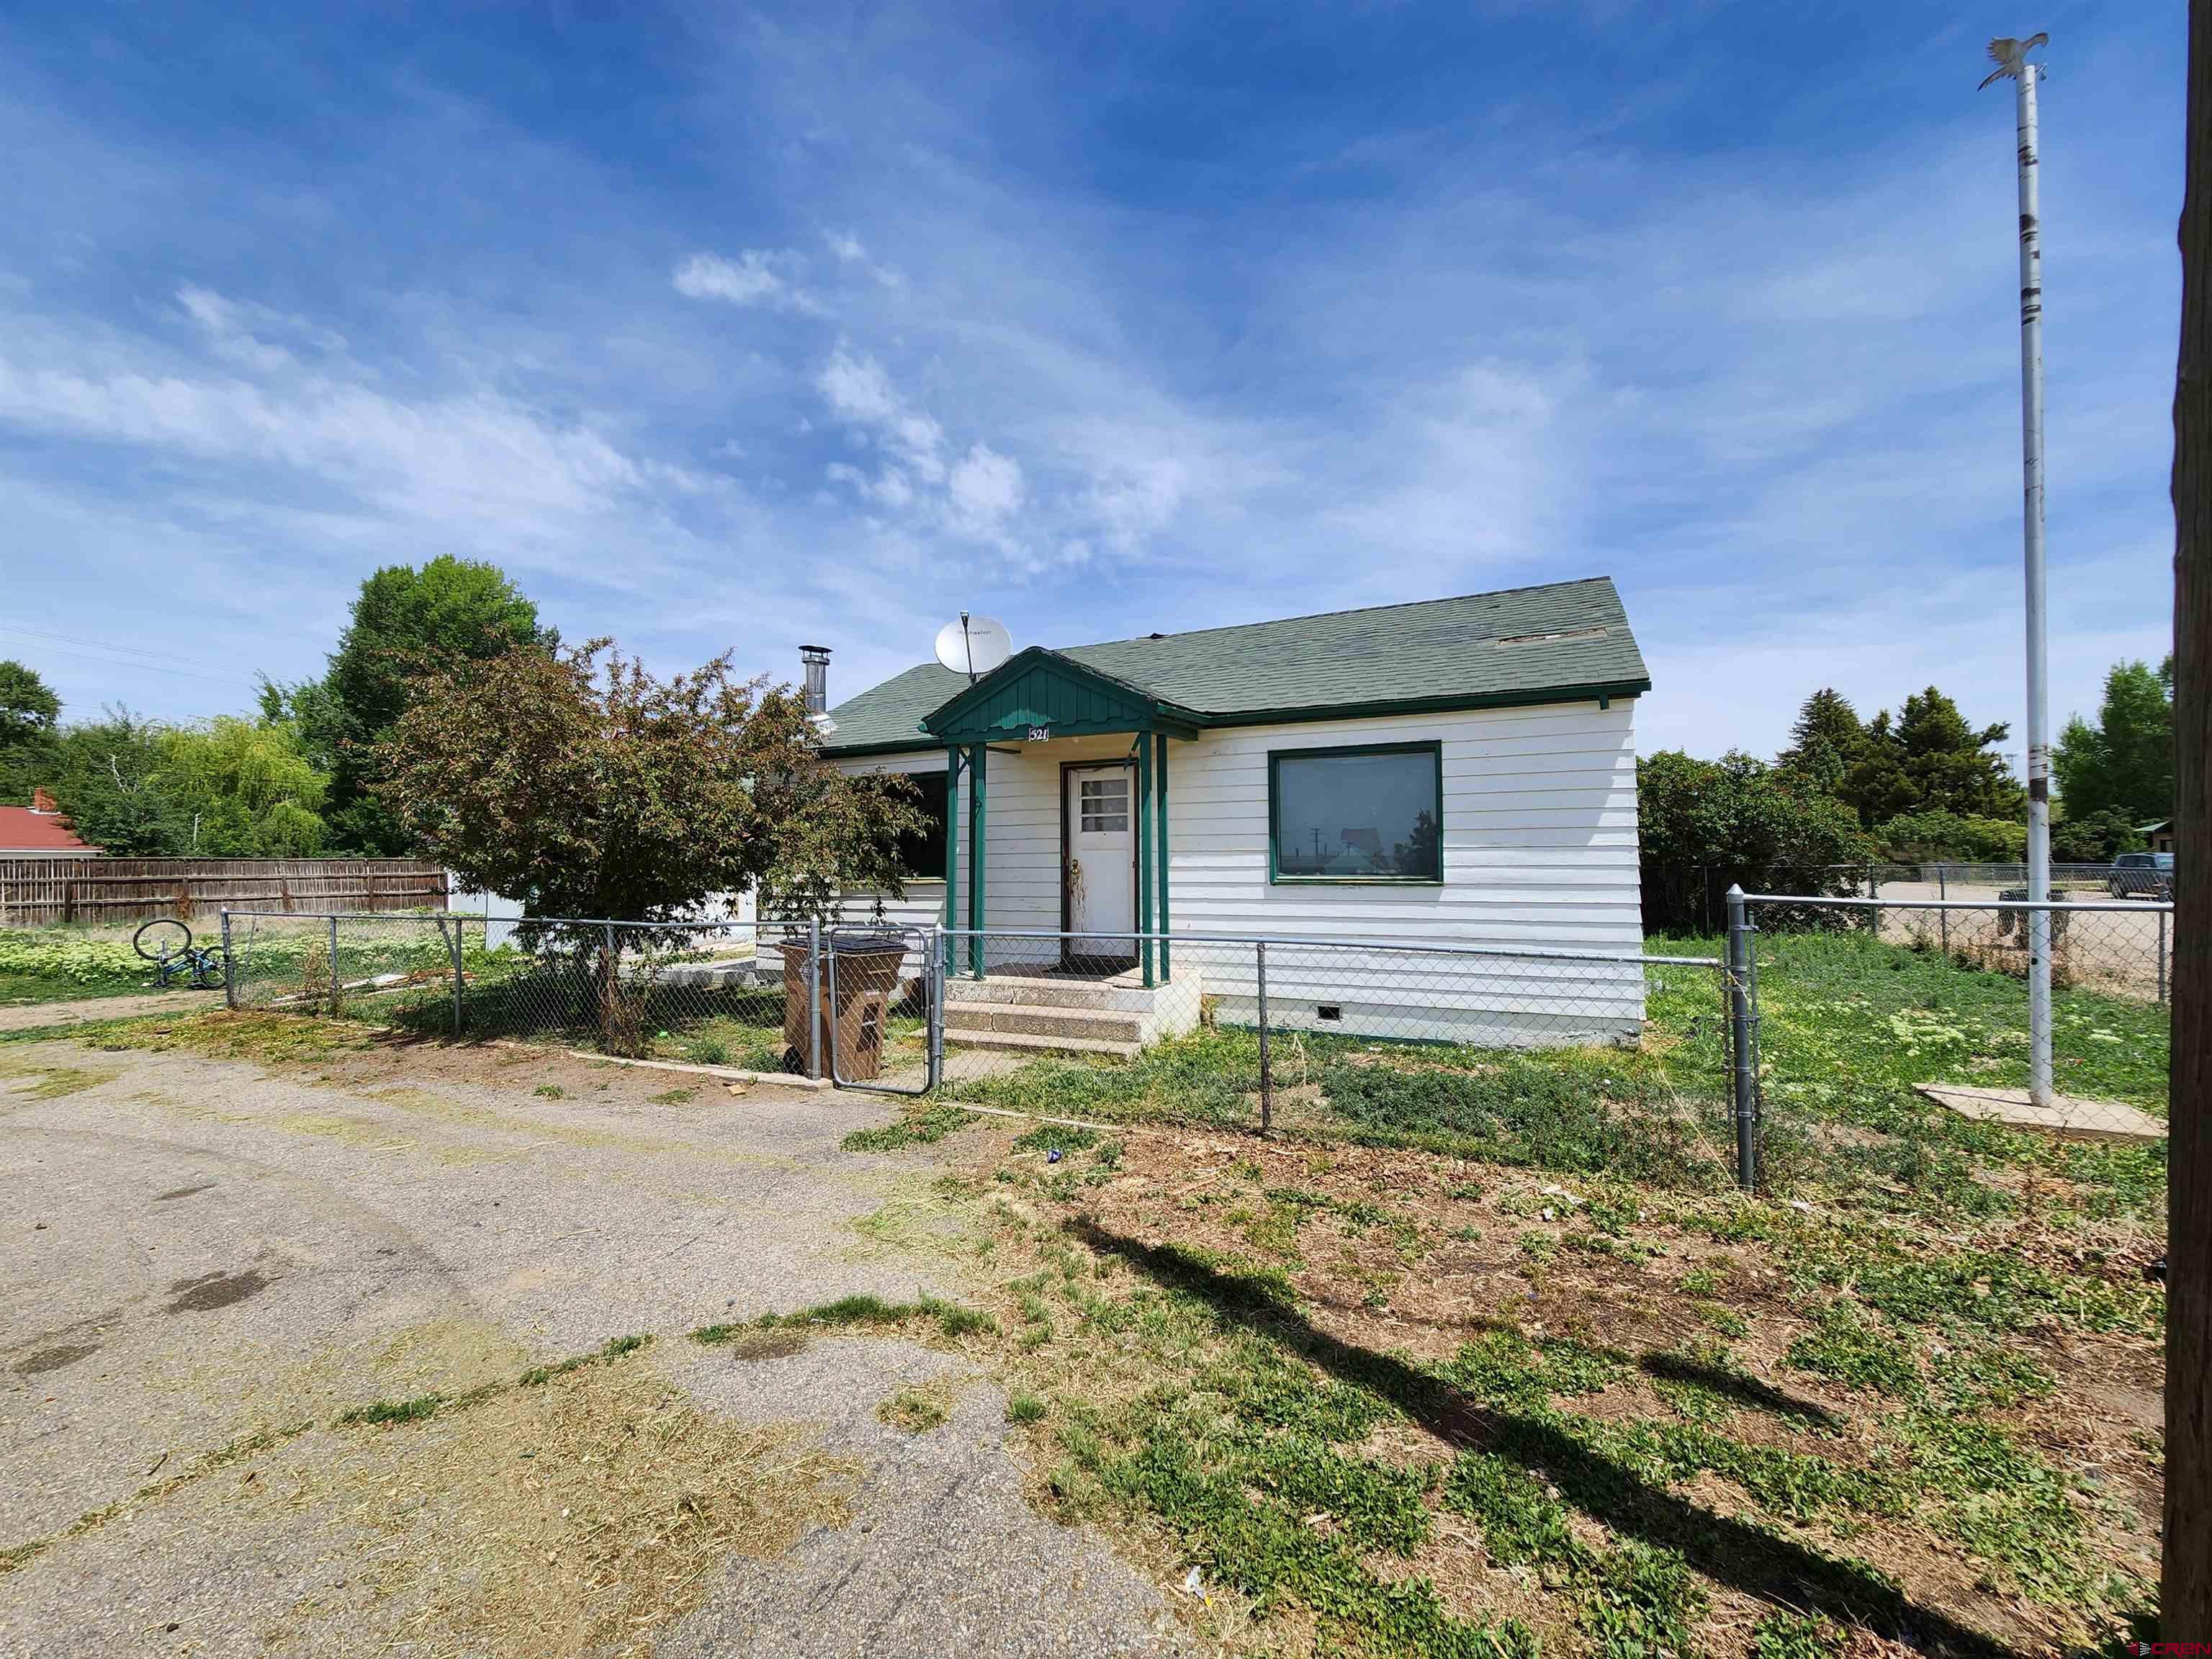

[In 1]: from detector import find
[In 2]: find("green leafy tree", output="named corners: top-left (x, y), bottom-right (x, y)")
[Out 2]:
top-left (0, 660), bottom-right (62, 805)
top-left (1776, 688), bottom-right (1864, 795)
top-left (1838, 688), bottom-right (2023, 826)
top-left (47, 713), bottom-right (184, 854)
top-left (375, 641), bottom-right (927, 1046)
top-left (48, 711), bottom-right (331, 855)
top-left (155, 717), bottom-right (330, 855)
top-left (1874, 809), bottom-right (2028, 864)
top-left (2051, 806), bottom-right (2144, 863)
top-left (0, 660), bottom-right (60, 750)
top-left (1637, 750), bottom-right (1874, 932)
top-left (290, 557), bottom-right (549, 854)
top-left (2054, 657), bottom-right (2174, 827)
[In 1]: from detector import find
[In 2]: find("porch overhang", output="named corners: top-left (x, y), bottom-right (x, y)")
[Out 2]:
top-left (919, 647), bottom-right (1202, 745)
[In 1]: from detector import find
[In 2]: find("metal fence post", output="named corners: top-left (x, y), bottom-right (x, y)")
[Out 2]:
top-left (1938, 868), bottom-right (1949, 956)
top-left (1725, 885), bottom-right (1761, 1193)
top-left (327, 914), bottom-right (341, 1015)
top-left (221, 909), bottom-right (237, 1010)
top-left (1255, 939), bottom-right (1272, 1136)
top-left (447, 917), bottom-right (465, 1036)
top-left (602, 922), bottom-right (616, 1050)
top-left (927, 925), bottom-right (945, 1090)
top-left (807, 917), bottom-right (824, 1082)
top-left (2159, 906), bottom-right (2169, 1004)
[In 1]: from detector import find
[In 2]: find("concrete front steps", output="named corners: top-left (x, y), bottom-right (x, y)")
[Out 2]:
top-left (941, 968), bottom-right (1203, 1059)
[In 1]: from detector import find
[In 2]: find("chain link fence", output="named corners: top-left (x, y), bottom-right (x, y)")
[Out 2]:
top-left (1673, 859), bottom-right (2169, 934)
top-left (209, 894), bottom-right (2175, 1223)
top-left (930, 927), bottom-right (1745, 1187)
top-left (222, 911), bottom-right (935, 1082)
top-left (1737, 893), bottom-right (2172, 1148)
top-left (219, 909), bottom-right (1749, 1182)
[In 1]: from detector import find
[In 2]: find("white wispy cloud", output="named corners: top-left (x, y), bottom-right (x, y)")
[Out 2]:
top-left (0, 4), bottom-right (2180, 757)
top-left (672, 248), bottom-right (826, 315)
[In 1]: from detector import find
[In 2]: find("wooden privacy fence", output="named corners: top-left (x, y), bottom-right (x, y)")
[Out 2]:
top-left (0, 858), bottom-right (449, 927)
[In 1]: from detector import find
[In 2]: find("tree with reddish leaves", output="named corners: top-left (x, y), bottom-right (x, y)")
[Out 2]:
top-left (377, 638), bottom-right (925, 923)
top-left (375, 639), bottom-right (926, 1046)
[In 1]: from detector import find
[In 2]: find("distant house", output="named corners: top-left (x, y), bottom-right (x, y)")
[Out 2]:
top-left (810, 577), bottom-right (1650, 1049)
top-left (0, 790), bottom-right (98, 858)
top-left (2139, 818), bottom-right (2175, 855)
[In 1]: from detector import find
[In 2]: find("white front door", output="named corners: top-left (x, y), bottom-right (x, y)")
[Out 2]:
top-left (1066, 764), bottom-right (1136, 961)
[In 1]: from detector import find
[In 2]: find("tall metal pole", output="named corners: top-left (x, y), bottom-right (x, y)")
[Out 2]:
top-left (1997, 42), bottom-right (2056, 1108)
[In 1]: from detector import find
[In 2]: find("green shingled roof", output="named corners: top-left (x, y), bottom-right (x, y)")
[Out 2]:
top-left (819, 576), bottom-right (1647, 755)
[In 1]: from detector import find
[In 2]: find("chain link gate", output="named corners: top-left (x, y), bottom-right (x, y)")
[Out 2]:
top-left (824, 922), bottom-right (940, 1094)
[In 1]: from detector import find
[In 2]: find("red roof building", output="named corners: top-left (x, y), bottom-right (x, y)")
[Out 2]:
top-left (0, 803), bottom-right (98, 855)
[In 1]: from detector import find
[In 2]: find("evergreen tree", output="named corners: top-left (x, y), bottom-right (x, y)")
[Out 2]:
top-left (1776, 688), bottom-right (1863, 794)
top-left (1836, 688), bottom-right (2023, 826)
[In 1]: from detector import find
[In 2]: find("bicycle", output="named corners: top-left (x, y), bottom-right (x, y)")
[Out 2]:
top-left (134, 919), bottom-right (227, 991)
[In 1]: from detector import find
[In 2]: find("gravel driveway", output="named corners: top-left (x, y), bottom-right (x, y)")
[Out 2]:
top-left (0, 1035), bottom-right (1184, 1658)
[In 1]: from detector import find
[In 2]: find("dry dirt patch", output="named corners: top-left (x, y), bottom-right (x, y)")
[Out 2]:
top-left (311, 1359), bottom-right (858, 1657)
top-left (15, 1352), bottom-right (858, 1658)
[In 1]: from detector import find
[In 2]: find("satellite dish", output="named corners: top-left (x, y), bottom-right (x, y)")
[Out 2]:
top-left (934, 613), bottom-right (1012, 682)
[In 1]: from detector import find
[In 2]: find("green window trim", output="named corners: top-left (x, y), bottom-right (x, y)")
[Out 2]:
top-left (1267, 739), bottom-right (1445, 886)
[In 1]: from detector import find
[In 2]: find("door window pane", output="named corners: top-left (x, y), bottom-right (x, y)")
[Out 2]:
top-left (1272, 747), bottom-right (1441, 880)
top-left (1079, 775), bottom-right (1129, 832)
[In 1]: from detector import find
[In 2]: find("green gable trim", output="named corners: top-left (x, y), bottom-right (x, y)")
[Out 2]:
top-left (918, 647), bottom-right (1203, 745)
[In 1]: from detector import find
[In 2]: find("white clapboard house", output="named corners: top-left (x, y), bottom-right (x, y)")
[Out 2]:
top-left (811, 577), bottom-right (1650, 1055)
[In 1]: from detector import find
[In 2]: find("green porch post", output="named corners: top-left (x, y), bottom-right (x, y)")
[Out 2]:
top-left (943, 748), bottom-right (962, 945)
top-left (1136, 729), bottom-right (1154, 987)
top-left (967, 743), bottom-right (987, 979)
top-left (1154, 732), bottom-right (1171, 981)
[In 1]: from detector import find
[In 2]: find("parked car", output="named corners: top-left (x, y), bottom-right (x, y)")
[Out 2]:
top-left (2108, 850), bottom-right (2175, 899)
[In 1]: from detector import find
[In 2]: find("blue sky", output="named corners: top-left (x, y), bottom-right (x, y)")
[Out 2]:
top-left (0, 1), bottom-right (2182, 764)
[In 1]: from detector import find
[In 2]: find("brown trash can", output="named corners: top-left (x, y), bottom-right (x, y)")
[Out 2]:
top-left (777, 935), bottom-right (909, 1079)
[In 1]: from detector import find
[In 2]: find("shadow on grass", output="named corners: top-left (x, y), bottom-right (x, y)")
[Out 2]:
top-left (1069, 1218), bottom-right (2006, 1659)
top-left (1636, 1349), bottom-right (1845, 1433)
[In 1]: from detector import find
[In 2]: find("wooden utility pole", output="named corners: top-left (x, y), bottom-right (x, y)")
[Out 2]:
top-left (2168, 0), bottom-right (2212, 1634)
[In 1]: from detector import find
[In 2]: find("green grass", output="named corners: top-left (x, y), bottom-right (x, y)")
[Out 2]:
top-left (0, 970), bottom-right (154, 1007)
top-left (937, 930), bottom-right (2166, 1236)
top-left (1711, 927), bottom-right (2170, 1221)
top-left (690, 1292), bottom-right (994, 1346)
top-left (0, 929), bottom-right (149, 992)
top-left (517, 1333), bottom-right (652, 1387)
top-left (842, 1104), bottom-right (980, 1152)
top-left (333, 1393), bottom-right (446, 1426)
top-left (969, 1079), bottom-right (2159, 1659)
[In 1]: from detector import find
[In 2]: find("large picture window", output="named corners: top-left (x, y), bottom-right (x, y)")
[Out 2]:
top-left (1269, 742), bottom-right (1443, 883)
top-left (894, 770), bottom-right (950, 881)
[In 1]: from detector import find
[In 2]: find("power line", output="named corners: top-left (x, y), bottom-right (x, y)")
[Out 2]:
top-left (0, 624), bottom-right (214, 669)
top-left (0, 636), bottom-right (249, 688)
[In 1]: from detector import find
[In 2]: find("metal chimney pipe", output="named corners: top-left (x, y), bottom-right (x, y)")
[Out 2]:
top-left (799, 645), bottom-right (830, 716)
